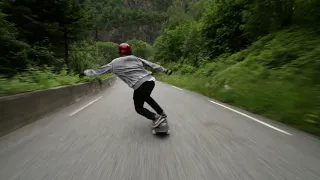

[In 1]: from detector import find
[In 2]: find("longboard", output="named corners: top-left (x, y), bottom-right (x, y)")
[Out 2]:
top-left (152, 121), bottom-right (170, 135)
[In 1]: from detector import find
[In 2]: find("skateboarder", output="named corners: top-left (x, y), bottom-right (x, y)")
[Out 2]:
top-left (80, 43), bottom-right (172, 128)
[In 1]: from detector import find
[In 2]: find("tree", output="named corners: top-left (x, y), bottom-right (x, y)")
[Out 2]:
top-left (241, 0), bottom-right (295, 40)
top-left (0, 7), bottom-right (29, 76)
top-left (200, 0), bottom-right (247, 57)
top-left (2, 0), bottom-right (92, 69)
top-left (91, 0), bottom-right (169, 43)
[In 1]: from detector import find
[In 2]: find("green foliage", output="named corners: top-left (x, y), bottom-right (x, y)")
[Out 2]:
top-left (154, 22), bottom-right (191, 63)
top-left (92, 0), bottom-right (169, 43)
top-left (0, 66), bottom-right (111, 96)
top-left (96, 42), bottom-right (118, 63)
top-left (200, 0), bottom-right (247, 57)
top-left (154, 0), bottom-right (320, 64)
top-left (0, 0), bottom-right (167, 95)
top-left (1, 0), bottom-right (320, 136)
top-left (293, 0), bottom-right (320, 27)
top-left (0, 0), bottom-right (93, 75)
top-left (0, 0), bottom-right (171, 77)
top-left (0, 9), bottom-right (29, 76)
top-left (68, 41), bottom-right (97, 73)
top-left (156, 28), bottom-right (320, 135)
top-left (241, 0), bottom-right (295, 40)
top-left (102, 7), bottom-right (167, 30)
top-left (164, 0), bottom-right (192, 30)
top-left (0, 8), bottom-right (58, 76)
top-left (2, 0), bottom-right (92, 46)
top-left (153, 0), bottom-right (320, 135)
top-left (127, 39), bottom-right (154, 59)
top-left (0, 37), bottom-right (153, 95)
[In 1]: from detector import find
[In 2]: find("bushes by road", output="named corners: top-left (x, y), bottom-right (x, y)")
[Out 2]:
top-left (153, 0), bottom-right (320, 136)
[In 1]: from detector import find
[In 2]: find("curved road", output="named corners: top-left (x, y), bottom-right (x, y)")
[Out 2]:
top-left (1, 78), bottom-right (320, 180)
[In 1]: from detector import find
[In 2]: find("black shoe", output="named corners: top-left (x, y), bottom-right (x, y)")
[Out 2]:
top-left (151, 115), bottom-right (166, 128)
top-left (159, 112), bottom-right (167, 118)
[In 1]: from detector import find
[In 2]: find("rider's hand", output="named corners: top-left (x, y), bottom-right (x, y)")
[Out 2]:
top-left (165, 69), bottom-right (172, 75)
top-left (79, 72), bottom-right (86, 78)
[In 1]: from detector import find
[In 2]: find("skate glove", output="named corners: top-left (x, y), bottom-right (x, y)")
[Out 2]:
top-left (79, 72), bottom-right (86, 78)
top-left (165, 69), bottom-right (172, 75)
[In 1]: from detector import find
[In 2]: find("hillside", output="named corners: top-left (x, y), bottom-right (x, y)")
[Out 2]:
top-left (91, 0), bottom-right (171, 44)
top-left (156, 28), bottom-right (320, 135)
top-left (153, 0), bottom-right (320, 135)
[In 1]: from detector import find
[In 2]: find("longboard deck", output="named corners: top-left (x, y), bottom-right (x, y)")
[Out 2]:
top-left (152, 122), bottom-right (170, 135)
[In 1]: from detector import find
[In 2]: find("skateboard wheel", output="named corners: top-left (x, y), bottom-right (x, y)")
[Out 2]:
top-left (166, 130), bottom-right (170, 135)
top-left (152, 129), bottom-right (156, 135)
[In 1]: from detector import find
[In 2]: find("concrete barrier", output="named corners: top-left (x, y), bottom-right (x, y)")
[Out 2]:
top-left (0, 76), bottom-right (117, 137)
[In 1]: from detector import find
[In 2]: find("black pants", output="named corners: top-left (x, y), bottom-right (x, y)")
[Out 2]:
top-left (133, 81), bottom-right (163, 120)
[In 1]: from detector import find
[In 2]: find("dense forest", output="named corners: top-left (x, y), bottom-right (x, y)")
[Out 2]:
top-left (0, 0), bottom-right (169, 76)
top-left (1, 0), bottom-right (320, 135)
top-left (0, 0), bottom-right (169, 94)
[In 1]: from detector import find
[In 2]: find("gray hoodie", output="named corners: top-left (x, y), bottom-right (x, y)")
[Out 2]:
top-left (84, 55), bottom-right (167, 90)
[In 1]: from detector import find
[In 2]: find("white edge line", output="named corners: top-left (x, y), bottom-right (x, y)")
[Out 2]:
top-left (113, 84), bottom-right (116, 88)
top-left (172, 86), bottom-right (183, 91)
top-left (209, 100), bottom-right (292, 136)
top-left (69, 96), bottom-right (103, 116)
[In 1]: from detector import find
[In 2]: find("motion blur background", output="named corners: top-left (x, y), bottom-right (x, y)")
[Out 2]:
top-left (1, 0), bottom-right (319, 135)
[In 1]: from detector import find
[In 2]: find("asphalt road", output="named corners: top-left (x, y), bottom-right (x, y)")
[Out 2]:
top-left (1, 78), bottom-right (320, 180)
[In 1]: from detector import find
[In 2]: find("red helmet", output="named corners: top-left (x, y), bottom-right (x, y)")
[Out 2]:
top-left (118, 43), bottom-right (132, 55)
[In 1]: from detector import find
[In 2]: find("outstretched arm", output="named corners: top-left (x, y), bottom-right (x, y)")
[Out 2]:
top-left (138, 58), bottom-right (169, 73)
top-left (83, 63), bottom-right (113, 76)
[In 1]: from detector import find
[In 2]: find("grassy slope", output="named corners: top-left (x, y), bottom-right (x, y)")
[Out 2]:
top-left (156, 28), bottom-right (320, 136)
top-left (0, 67), bottom-right (112, 96)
